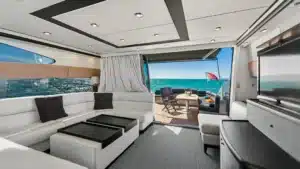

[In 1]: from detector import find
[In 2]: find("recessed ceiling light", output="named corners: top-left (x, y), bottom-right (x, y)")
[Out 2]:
top-left (88, 45), bottom-right (93, 48)
top-left (90, 23), bottom-right (98, 27)
top-left (211, 39), bottom-right (216, 43)
top-left (261, 28), bottom-right (267, 33)
top-left (120, 39), bottom-right (125, 42)
top-left (134, 12), bottom-right (144, 18)
top-left (154, 33), bottom-right (159, 37)
top-left (43, 32), bottom-right (51, 36)
top-left (215, 27), bottom-right (221, 31)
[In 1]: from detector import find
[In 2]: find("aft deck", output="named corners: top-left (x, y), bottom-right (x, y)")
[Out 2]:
top-left (154, 96), bottom-right (227, 127)
top-left (154, 103), bottom-right (199, 126)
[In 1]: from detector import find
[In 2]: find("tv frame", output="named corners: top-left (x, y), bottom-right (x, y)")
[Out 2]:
top-left (257, 23), bottom-right (300, 105)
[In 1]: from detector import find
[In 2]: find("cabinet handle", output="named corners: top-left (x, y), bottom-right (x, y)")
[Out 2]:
top-left (221, 142), bottom-right (224, 146)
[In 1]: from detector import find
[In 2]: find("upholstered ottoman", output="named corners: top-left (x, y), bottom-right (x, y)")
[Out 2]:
top-left (198, 101), bottom-right (247, 153)
top-left (50, 122), bottom-right (139, 169)
top-left (198, 113), bottom-right (230, 153)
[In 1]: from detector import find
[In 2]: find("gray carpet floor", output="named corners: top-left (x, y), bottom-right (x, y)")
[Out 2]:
top-left (107, 124), bottom-right (220, 169)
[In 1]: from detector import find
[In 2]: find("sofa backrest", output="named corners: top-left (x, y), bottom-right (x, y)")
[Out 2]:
top-left (112, 92), bottom-right (153, 111)
top-left (60, 92), bottom-right (94, 115)
top-left (0, 91), bottom-right (152, 135)
top-left (0, 92), bottom-right (95, 135)
top-left (0, 96), bottom-right (41, 133)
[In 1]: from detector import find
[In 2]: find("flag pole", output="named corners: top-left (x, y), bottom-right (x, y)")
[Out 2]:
top-left (216, 58), bottom-right (223, 98)
top-left (216, 58), bottom-right (221, 79)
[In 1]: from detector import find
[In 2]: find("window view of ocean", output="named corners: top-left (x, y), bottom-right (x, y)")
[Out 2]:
top-left (150, 78), bottom-right (229, 95)
top-left (0, 78), bottom-right (92, 99)
top-left (148, 48), bottom-right (233, 96)
top-left (0, 42), bottom-right (92, 99)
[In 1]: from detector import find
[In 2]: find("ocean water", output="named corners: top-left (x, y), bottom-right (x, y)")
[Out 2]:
top-left (150, 79), bottom-right (229, 94)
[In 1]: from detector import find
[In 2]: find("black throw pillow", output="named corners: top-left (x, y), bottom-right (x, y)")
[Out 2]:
top-left (94, 93), bottom-right (113, 110)
top-left (35, 96), bottom-right (68, 123)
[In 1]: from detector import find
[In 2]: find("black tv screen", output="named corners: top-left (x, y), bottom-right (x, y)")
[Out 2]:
top-left (259, 37), bottom-right (300, 104)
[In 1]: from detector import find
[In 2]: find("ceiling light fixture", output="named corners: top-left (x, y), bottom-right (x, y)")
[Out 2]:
top-left (215, 27), bottom-right (221, 31)
top-left (90, 23), bottom-right (98, 27)
top-left (154, 33), bottom-right (159, 37)
top-left (120, 39), bottom-right (125, 42)
top-left (261, 28), bottom-right (267, 33)
top-left (210, 39), bottom-right (216, 43)
top-left (88, 45), bottom-right (93, 48)
top-left (43, 32), bottom-right (51, 36)
top-left (134, 12), bottom-right (144, 18)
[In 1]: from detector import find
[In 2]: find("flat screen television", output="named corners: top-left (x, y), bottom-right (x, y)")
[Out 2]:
top-left (258, 36), bottom-right (300, 104)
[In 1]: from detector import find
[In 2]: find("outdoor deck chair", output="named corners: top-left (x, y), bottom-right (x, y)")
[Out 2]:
top-left (160, 87), bottom-right (180, 113)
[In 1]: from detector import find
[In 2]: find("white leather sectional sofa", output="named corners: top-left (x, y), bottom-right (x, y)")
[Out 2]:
top-left (0, 92), bottom-right (154, 152)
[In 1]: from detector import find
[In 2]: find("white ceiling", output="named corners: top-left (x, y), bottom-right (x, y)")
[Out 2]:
top-left (0, 0), bottom-right (277, 55)
top-left (246, 3), bottom-right (300, 45)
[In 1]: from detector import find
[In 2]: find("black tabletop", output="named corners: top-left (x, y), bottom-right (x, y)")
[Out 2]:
top-left (221, 120), bottom-right (300, 169)
top-left (87, 114), bottom-right (137, 132)
top-left (58, 122), bottom-right (122, 148)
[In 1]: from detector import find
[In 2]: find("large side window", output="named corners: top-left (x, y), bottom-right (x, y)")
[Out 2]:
top-left (0, 43), bottom-right (55, 64)
top-left (0, 43), bottom-right (93, 99)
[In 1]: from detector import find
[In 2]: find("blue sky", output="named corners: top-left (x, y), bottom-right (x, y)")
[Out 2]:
top-left (0, 43), bottom-right (55, 64)
top-left (148, 48), bottom-right (233, 79)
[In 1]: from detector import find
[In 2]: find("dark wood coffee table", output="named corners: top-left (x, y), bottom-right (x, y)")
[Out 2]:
top-left (58, 122), bottom-right (122, 148)
top-left (87, 114), bottom-right (138, 132)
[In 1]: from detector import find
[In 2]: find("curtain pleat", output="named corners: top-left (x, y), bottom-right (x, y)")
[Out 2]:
top-left (98, 54), bottom-right (148, 92)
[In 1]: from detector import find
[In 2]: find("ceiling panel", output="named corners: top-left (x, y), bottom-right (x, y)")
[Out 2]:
top-left (0, 0), bottom-right (64, 14)
top-left (247, 5), bottom-right (300, 44)
top-left (0, 1), bottom-right (115, 54)
top-left (0, 0), bottom-right (280, 55)
top-left (182, 0), bottom-right (274, 20)
top-left (102, 24), bottom-right (179, 46)
top-left (54, 0), bottom-right (174, 36)
top-left (187, 8), bottom-right (267, 42)
top-left (0, 14), bottom-right (114, 52)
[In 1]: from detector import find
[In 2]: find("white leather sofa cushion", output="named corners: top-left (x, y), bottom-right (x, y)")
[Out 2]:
top-left (0, 137), bottom-right (87, 169)
top-left (58, 111), bottom-right (96, 126)
top-left (0, 96), bottom-right (39, 116)
top-left (64, 102), bottom-right (94, 115)
top-left (5, 121), bottom-right (65, 147)
top-left (62, 92), bottom-right (94, 106)
top-left (0, 96), bottom-right (43, 137)
top-left (198, 114), bottom-right (229, 135)
top-left (0, 111), bottom-right (40, 136)
top-left (60, 92), bottom-right (94, 115)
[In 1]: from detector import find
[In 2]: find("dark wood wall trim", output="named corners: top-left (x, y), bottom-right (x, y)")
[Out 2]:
top-left (0, 62), bottom-right (100, 79)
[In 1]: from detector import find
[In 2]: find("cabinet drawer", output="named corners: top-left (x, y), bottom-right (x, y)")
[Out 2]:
top-left (247, 101), bottom-right (300, 161)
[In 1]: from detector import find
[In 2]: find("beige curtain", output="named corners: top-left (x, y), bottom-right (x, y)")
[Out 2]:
top-left (98, 54), bottom-right (148, 92)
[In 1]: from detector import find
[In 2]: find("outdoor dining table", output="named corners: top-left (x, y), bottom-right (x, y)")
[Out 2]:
top-left (175, 94), bottom-right (199, 112)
